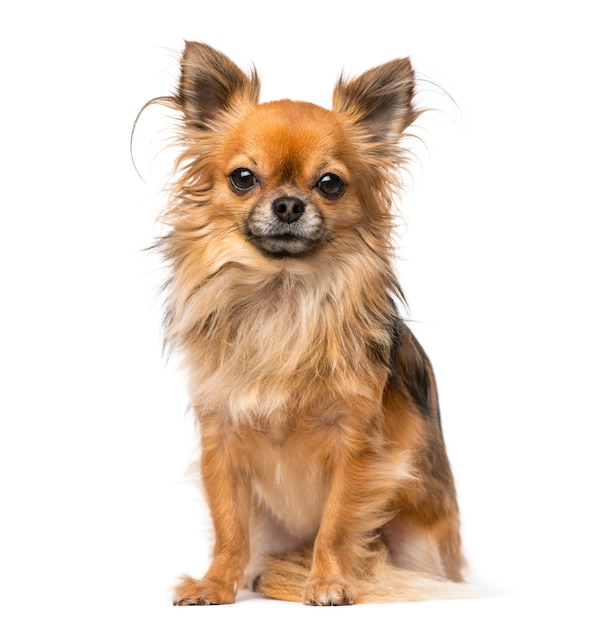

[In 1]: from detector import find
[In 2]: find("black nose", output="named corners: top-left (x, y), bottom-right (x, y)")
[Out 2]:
top-left (272, 196), bottom-right (305, 224)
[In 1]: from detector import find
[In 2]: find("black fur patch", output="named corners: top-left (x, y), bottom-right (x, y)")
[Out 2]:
top-left (390, 319), bottom-right (440, 422)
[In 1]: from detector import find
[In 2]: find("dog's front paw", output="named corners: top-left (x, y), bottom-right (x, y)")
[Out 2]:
top-left (303, 576), bottom-right (355, 606)
top-left (173, 575), bottom-right (236, 605)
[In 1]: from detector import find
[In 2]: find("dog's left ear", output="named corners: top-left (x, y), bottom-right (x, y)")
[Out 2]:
top-left (332, 58), bottom-right (417, 143)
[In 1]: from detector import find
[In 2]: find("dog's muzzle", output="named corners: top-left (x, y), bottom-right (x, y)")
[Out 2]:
top-left (245, 194), bottom-right (324, 257)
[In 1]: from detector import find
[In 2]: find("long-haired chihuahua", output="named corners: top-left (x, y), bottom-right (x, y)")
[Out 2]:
top-left (145, 42), bottom-right (469, 606)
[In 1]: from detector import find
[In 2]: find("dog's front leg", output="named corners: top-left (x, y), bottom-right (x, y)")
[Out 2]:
top-left (304, 447), bottom-right (393, 606)
top-left (173, 422), bottom-right (251, 605)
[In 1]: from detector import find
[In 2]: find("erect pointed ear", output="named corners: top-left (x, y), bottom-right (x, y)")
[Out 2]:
top-left (176, 41), bottom-right (261, 129)
top-left (332, 57), bottom-right (417, 142)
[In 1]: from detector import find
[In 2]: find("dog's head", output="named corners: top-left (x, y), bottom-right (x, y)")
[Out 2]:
top-left (167, 42), bottom-right (418, 263)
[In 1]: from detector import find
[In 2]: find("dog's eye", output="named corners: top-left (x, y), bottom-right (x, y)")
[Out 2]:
top-left (316, 173), bottom-right (345, 198)
top-left (229, 168), bottom-right (258, 192)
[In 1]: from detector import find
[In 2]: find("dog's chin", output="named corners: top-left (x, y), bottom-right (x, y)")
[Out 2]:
top-left (248, 234), bottom-right (322, 259)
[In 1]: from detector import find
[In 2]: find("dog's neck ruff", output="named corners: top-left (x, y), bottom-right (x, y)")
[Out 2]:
top-left (166, 257), bottom-right (396, 426)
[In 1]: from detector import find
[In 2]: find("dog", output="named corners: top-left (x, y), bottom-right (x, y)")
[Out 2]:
top-left (149, 41), bottom-right (468, 605)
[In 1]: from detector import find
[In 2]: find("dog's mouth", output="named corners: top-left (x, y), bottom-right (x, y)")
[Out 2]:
top-left (246, 230), bottom-right (323, 258)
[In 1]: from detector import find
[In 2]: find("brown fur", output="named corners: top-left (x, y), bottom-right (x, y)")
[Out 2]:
top-left (152, 41), bottom-right (467, 605)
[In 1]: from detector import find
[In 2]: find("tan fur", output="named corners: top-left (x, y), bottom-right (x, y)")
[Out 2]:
top-left (259, 546), bottom-right (478, 604)
top-left (150, 42), bottom-right (469, 605)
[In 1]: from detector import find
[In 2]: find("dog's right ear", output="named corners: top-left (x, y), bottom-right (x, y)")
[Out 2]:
top-left (177, 42), bottom-right (260, 129)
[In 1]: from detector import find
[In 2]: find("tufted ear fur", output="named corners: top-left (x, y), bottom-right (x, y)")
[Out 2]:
top-left (332, 58), bottom-right (417, 143)
top-left (176, 41), bottom-right (261, 129)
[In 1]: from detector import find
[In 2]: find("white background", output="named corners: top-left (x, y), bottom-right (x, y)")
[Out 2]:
top-left (1, 1), bottom-right (594, 624)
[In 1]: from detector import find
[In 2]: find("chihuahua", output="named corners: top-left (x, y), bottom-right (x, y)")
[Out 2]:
top-left (150, 42), bottom-right (467, 605)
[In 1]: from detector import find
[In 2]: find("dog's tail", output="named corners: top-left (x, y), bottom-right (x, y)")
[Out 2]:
top-left (255, 546), bottom-right (483, 604)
